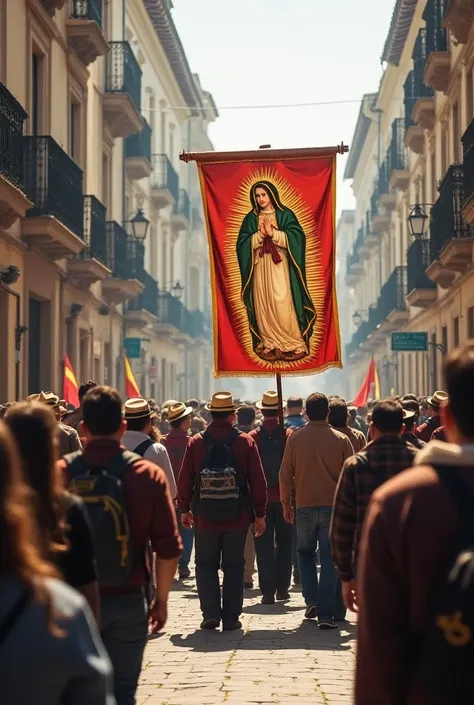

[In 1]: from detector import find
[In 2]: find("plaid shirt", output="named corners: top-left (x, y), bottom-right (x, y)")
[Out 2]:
top-left (330, 435), bottom-right (417, 581)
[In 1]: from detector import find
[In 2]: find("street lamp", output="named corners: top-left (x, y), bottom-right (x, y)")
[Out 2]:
top-left (171, 280), bottom-right (184, 300)
top-left (407, 204), bottom-right (429, 240)
top-left (352, 309), bottom-right (367, 326)
top-left (129, 208), bottom-right (150, 242)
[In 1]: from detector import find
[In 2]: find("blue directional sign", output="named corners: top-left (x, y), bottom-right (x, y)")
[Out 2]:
top-left (391, 331), bottom-right (428, 352)
top-left (124, 337), bottom-right (141, 359)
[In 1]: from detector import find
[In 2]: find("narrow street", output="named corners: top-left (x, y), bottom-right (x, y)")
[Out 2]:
top-left (138, 577), bottom-right (355, 705)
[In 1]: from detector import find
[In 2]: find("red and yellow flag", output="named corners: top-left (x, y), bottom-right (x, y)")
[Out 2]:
top-left (352, 358), bottom-right (381, 407)
top-left (195, 147), bottom-right (342, 377)
top-left (63, 354), bottom-right (79, 408)
top-left (124, 354), bottom-right (140, 398)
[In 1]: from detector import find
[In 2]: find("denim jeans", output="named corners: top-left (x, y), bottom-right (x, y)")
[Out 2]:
top-left (195, 527), bottom-right (248, 623)
top-left (255, 501), bottom-right (293, 597)
top-left (296, 506), bottom-right (336, 620)
top-left (100, 591), bottom-right (148, 705)
top-left (176, 508), bottom-right (194, 572)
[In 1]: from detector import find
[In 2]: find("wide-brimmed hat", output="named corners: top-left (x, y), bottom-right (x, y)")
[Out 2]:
top-left (256, 390), bottom-right (285, 410)
top-left (167, 401), bottom-right (193, 424)
top-left (403, 408), bottom-right (416, 421)
top-left (124, 398), bottom-right (155, 420)
top-left (27, 391), bottom-right (59, 407)
top-left (427, 391), bottom-right (449, 409)
top-left (205, 391), bottom-right (237, 413)
top-left (161, 399), bottom-right (179, 411)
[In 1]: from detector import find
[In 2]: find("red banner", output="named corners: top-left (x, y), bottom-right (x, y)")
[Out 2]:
top-left (198, 151), bottom-right (341, 376)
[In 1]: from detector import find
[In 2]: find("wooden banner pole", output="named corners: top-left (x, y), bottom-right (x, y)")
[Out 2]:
top-left (276, 372), bottom-right (287, 451)
top-left (180, 143), bottom-right (349, 164)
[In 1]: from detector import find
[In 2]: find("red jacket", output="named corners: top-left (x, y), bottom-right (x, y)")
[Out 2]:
top-left (162, 428), bottom-right (189, 481)
top-left (177, 420), bottom-right (267, 531)
top-left (249, 419), bottom-right (289, 503)
top-left (59, 439), bottom-right (182, 592)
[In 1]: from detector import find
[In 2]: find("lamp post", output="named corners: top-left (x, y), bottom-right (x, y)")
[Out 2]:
top-left (352, 309), bottom-right (368, 326)
top-left (125, 208), bottom-right (150, 242)
top-left (407, 204), bottom-right (431, 240)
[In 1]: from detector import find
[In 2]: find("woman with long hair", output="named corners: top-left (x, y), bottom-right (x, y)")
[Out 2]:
top-left (4, 402), bottom-right (99, 618)
top-left (0, 421), bottom-right (113, 704)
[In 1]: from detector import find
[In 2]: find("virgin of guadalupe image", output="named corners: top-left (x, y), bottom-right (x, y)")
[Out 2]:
top-left (236, 181), bottom-right (316, 362)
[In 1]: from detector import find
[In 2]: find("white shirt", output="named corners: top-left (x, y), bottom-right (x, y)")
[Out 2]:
top-left (121, 430), bottom-right (177, 499)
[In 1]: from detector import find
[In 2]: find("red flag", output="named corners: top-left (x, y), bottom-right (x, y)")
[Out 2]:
top-left (352, 358), bottom-right (380, 407)
top-left (63, 355), bottom-right (79, 407)
top-left (196, 148), bottom-right (341, 377)
top-left (124, 355), bottom-right (141, 398)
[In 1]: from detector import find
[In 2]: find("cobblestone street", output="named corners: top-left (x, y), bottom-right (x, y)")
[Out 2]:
top-left (138, 576), bottom-right (356, 705)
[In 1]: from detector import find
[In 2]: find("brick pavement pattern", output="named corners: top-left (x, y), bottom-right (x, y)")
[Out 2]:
top-left (137, 575), bottom-right (355, 705)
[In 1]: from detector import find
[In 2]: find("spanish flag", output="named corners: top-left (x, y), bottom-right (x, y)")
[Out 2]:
top-left (124, 354), bottom-right (141, 398)
top-left (63, 355), bottom-right (79, 407)
top-left (352, 358), bottom-right (381, 407)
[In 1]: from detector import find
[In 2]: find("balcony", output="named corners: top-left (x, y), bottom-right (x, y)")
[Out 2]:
top-left (0, 83), bottom-right (32, 229)
top-left (462, 118), bottom-right (474, 225)
top-left (406, 238), bottom-right (437, 308)
top-left (185, 309), bottom-right (209, 339)
top-left (22, 136), bottom-right (85, 259)
top-left (444, 0), bottom-right (474, 44)
top-left (404, 71), bottom-right (425, 155)
top-left (344, 250), bottom-right (362, 286)
top-left (411, 29), bottom-right (436, 131)
top-left (354, 225), bottom-right (370, 260)
top-left (363, 211), bottom-right (378, 248)
top-left (427, 163), bottom-right (473, 288)
top-left (103, 41), bottom-right (143, 139)
top-left (388, 118), bottom-right (409, 191)
top-left (171, 188), bottom-right (191, 233)
top-left (346, 320), bottom-right (373, 359)
top-left (102, 221), bottom-right (143, 304)
top-left (423, 0), bottom-right (451, 93)
top-left (376, 266), bottom-right (408, 330)
top-left (126, 239), bottom-right (158, 325)
top-left (66, 0), bottom-right (108, 67)
top-left (157, 290), bottom-right (187, 340)
top-left (377, 160), bottom-right (397, 212)
top-left (68, 195), bottom-right (111, 288)
top-left (371, 189), bottom-right (390, 234)
top-left (40, 0), bottom-right (67, 14)
top-left (150, 154), bottom-right (179, 210)
top-left (125, 120), bottom-right (152, 180)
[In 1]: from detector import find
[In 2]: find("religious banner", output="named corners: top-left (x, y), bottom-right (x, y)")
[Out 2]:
top-left (181, 146), bottom-right (345, 377)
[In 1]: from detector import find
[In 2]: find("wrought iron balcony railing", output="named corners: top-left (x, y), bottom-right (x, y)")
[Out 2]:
top-left (429, 163), bottom-right (471, 262)
top-left (407, 238), bottom-right (436, 292)
top-left (462, 118), bottom-right (474, 206)
top-left (151, 154), bottom-right (179, 202)
top-left (423, 0), bottom-right (449, 56)
top-left (186, 309), bottom-right (206, 338)
top-left (105, 41), bottom-right (142, 113)
top-left (128, 268), bottom-right (158, 317)
top-left (125, 119), bottom-right (152, 161)
top-left (71, 0), bottom-right (103, 26)
top-left (0, 82), bottom-right (28, 191)
top-left (387, 118), bottom-right (408, 174)
top-left (158, 290), bottom-right (184, 330)
top-left (127, 237), bottom-right (145, 279)
top-left (404, 30), bottom-right (434, 129)
top-left (346, 249), bottom-right (359, 276)
top-left (23, 136), bottom-right (84, 238)
top-left (105, 221), bottom-right (128, 279)
top-left (175, 188), bottom-right (191, 222)
top-left (354, 225), bottom-right (366, 253)
top-left (377, 266), bottom-right (407, 321)
top-left (346, 320), bottom-right (373, 358)
top-left (78, 195), bottom-right (107, 262)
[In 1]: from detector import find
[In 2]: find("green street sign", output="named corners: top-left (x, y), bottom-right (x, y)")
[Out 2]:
top-left (124, 337), bottom-right (141, 359)
top-left (391, 331), bottom-right (428, 352)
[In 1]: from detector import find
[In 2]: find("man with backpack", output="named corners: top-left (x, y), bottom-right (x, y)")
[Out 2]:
top-left (121, 397), bottom-right (177, 499)
top-left (250, 391), bottom-right (293, 605)
top-left (355, 345), bottom-right (474, 705)
top-left (177, 391), bottom-right (267, 631)
top-left (59, 386), bottom-right (182, 705)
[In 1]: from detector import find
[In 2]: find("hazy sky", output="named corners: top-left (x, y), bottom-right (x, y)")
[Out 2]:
top-left (172, 0), bottom-right (396, 216)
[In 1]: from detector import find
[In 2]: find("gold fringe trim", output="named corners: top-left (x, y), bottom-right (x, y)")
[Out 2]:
top-left (213, 361), bottom-right (343, 379)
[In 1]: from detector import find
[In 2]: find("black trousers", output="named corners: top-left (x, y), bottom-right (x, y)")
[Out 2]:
top-left (255, 501), bottom-right (293, 598)
top-left (195, 526), bottom-right (248, 622)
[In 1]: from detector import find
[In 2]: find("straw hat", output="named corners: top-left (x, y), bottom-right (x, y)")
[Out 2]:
top-left (27, 391), bottom-right (59, 407)
top-left (167, 401), bottom-right (193, 424)
top-left (124, 398), bottom-right (155, 420)
top-left (205, 391), bottom-right (237, 413)
top-left (256, 390), bottom-right (285, 410)
top-left (161, 399), bottom-right (179, 411)
top-left (403, 408), bottom-right (415, 421)
top-left (427, 390), bottom-right (449, 409)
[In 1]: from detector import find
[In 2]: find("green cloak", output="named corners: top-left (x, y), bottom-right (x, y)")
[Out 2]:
top-left (236, 180), bottom-right (316, 353)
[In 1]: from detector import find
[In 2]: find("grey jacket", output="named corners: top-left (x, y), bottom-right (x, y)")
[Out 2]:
top-left (0, 577), bottom-right (115, 705)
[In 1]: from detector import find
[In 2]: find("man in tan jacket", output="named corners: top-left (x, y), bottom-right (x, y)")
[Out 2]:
top-left (280, 392), bottom-right (353, 629)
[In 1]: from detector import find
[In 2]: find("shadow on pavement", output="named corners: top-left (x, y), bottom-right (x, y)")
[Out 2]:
top-left (242, 603), bottom-right (303, 615)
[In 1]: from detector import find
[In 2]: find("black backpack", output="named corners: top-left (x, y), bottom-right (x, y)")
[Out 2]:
top-left (256, 426), bottom-right (284, 488)
top-left (420, 465), bottom-right (474, 704)
top-left (66, 450), bottom-right (141, 588)
top-left (197, 428), bottom-right (244, 523)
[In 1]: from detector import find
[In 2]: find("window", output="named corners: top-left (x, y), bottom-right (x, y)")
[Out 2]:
top-left (453, 103), bottom-right (460, 163)
top-left (70, 99), bottom-right (81, 164)
top-left (441, 127), bottom-right (448, 177)
top-left (453, 316), bottom-right (460, 349)
top-left (468, 306), bottom-right (474, 339)
top-left (28, 298), bottom-right (42, 394)
top-left (431, 149), bottom-right (437, 201)
top-left (102, 153), bottom-right (111, 213)
top-left (467, 69), bottom-right (473, 127)
top-left (31, 52), bottom-right (42, 135)
top-left (161, 227), bottom-right (168, 286)
top-left (442, 325), bottom-right (448, 357)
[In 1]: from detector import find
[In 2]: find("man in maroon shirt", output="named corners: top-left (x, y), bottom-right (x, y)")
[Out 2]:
top-left (250, 391), bottom-right (293, 604)
top-left (161, 401), bottom-right (194, 580)
top-left (178, 391), bottom-right (267, 631)
top-left (416, 390), bottom-right (448, 442)
top-left (60, 386), bottom-right (182, 705)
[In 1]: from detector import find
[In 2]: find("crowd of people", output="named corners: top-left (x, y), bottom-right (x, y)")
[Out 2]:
top-left (1, 344), bottom-right (473, 705)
